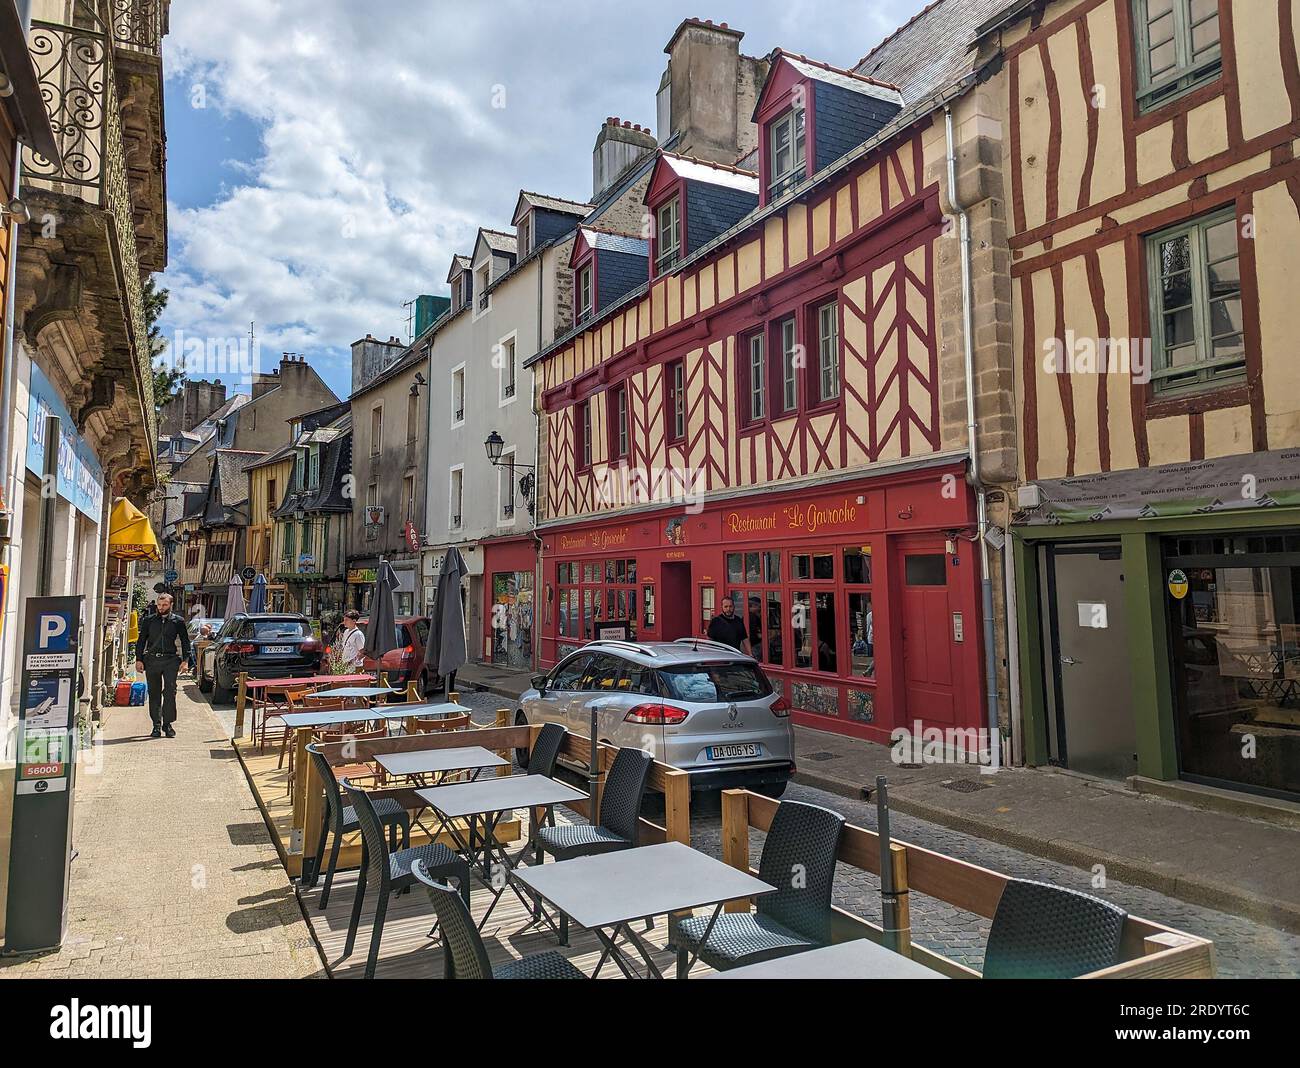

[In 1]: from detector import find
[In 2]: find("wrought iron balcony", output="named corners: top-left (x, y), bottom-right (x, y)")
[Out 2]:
top-left (21, 0), bottom-right (157, 443)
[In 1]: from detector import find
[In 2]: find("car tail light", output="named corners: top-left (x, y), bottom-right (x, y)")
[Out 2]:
top-left (228, 642), bottom-right (256, 655)
top-left (624, 703), bottom-right (688, 725)
top-left (398, 644), bottom-right (415, 663)
top-left (770, 697), bottom-right (791, 717)
top-left (300, 638), bottom-right (322, 653)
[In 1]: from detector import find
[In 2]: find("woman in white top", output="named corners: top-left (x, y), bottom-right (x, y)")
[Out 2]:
top-left (337, 609), bottom-right (366, 669)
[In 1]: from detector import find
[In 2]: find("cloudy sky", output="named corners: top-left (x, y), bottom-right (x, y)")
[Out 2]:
top-left (158, 0), bottom-right (932, 398)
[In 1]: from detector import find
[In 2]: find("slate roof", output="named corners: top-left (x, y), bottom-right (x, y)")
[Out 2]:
top-left (852, 0), bottom-right (1014, 105)
top-left (658, 152), bottom-right (760, 194)
top-left (273, 414), bottom-right (353, 516)
top-left (446, 254), bottom-right (471, 282)
top-left (577, 226), bottom-right (649, 257)
top-left (514, 190), bottom-right (592, 223)
top-left (773, 52), bottom-right (905, 110)
top-left (202, 449), bottom-right (261, 525)
top-left (478, 229), bottom-right (518, 255)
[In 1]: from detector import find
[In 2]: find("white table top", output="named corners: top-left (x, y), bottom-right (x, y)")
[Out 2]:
top-left (373, 745), bottom-right (509, 777)
top-left (513, 841), bottom-right (774, 929)
top-left (703, 938), bottom-right (946, 979)
top-left (415, 774), bottom-right (587, 818)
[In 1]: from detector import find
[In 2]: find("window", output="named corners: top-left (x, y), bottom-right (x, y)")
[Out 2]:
top-left (556, 558), bottom-right (637, 640)
top-left (1134, 0), bottom-right (1221, 111)
top-left (476, 265), bottom-right (490, 312)
top-left (655, 196), bottom-right (680, 274)
top-left (660, 662), bottom-right (773, 702)
top-left (577, 399), bottom-right (592, 470)
top-left (816, 301), bottom-right (840, 402)
top-left (295, 449), bottom-right (306, 490)
top-left (266, 477), bottom-right (277, 513)
top-left (498, 448), bottom-right (516, 522)
top-left (550, 652), bottom-right (591, 689)
top-left (500, 337), bottom-right (517, 400)
top-left (449, 467), bottom-right (463, 529)
top-left (744, 331), bottom-right (766, 423)
top-left (609, 385), bottom-right (629, 460)
top-left (666, 359), bottom-right (685, 443)
top-left (451, 275), bottom-right (464, 311)
top-left (406, 390), bottom-right (418, 443)
top-left (768, 106), bottom-right (806, 198)
top-left (401, 474), bottom-right (416, 524)
top-left (778, 317), bottom-right (799, 413)
top-left (366, 480), bottom-right (378, 508)
top-left (1147, 209), bottom-right (1243, 394)
top-left (370, 405), bottom-right (383, 455)
top-left (725, 551), bottom-right (783, 665)
top-left (206, 540), bottom-right (232, 562)
top-left (308, 447), bottom-right (320, 489)
top-left (518, 213), bottom-right (531, 255)
top-left (451, 366), bottom-right (465, 424)
top-left (577, 265), bottom-right (593, 323)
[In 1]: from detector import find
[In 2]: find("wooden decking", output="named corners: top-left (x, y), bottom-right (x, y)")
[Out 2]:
top-left (300, 812), bottom-right (708, 980)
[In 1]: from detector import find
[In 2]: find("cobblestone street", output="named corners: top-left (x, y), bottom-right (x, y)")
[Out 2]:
top-left (1, 687), bottom-right (321, 979)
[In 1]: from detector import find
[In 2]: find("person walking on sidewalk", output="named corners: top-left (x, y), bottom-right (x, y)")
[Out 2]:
top-left (134, 591), bottom-right (191, 739)
top-left (706, 596), bottom-right (750, 654)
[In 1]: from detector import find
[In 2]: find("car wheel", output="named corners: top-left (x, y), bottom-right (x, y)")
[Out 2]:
top-left (211, 667), bottom-right (232, 705)
top-left (513, 710), bottom-right (530, 768)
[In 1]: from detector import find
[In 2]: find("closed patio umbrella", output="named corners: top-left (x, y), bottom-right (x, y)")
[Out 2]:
top-left (248, 572), bottom-right (267, 614)
top-left (226, 571), bottom-right (246, 616)
top-left (425, 547), bottom-right (467, 694)
top-left (363, 559), bottom-right (402, 668)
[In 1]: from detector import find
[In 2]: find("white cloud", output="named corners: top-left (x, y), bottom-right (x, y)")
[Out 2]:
top-left (156, 0), bottom-right (928, 396)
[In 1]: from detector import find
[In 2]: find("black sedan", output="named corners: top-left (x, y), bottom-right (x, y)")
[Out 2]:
top-left (201, 613), bottom-right (322, 704)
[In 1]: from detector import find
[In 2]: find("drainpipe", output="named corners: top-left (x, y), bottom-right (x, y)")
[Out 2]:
top-left (529, 252), bottom-right (545, 673)
top-left (945, 104), bottom-right (1002, 771)
top-left (1004, 528), bottom-right (1022, 765)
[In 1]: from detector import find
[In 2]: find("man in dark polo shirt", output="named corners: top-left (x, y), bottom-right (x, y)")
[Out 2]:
top-left (707, 596), bottom-right (750, 654)
top-left (134, 591), bottom-right (191, 738)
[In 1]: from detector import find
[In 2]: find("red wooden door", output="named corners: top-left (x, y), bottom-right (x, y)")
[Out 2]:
top-left (659, 562), bottom-right (692, 640)
top-left (896, 541), bottom-right (957, 727)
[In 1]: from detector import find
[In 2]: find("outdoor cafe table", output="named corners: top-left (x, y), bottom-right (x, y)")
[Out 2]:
top-left (416, 774), bottom-right (588, 929)
top-left (513, 840), bottom-right (775, 979)
top-left (703, 937), bottom-right (946, 979)
top-left (279, 707), bottom-right (424, 730)
top-left (244, 673), bottom-right (375, 741)
top-left (373, 745), bottom-right (509, 784)
top-left (306, 685), bottom-right (403, 702)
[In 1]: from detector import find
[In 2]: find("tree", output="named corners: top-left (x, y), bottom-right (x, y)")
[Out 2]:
top-left (146, 276), bottom-right (183, 414)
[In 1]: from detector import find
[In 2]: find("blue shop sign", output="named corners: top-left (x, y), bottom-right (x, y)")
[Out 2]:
top-left (26, 364), bottom-right (105, 521)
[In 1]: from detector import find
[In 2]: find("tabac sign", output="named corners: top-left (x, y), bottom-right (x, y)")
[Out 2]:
top-left (723, 494), bottom-right (868, 540)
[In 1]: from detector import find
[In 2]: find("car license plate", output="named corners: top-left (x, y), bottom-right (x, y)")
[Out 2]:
top-left (707, 743), bottom-right (760, 761)
top-left (262, 645), bottom-right (293, 654)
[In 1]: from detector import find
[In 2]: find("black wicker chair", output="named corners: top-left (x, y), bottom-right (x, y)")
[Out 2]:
top-left (982, 878), bottom-right (1127, 978)
top-left (305, 743), bottom-right (410, 907)
top-left (534, 745), bottom-right (653, 944)
top-left (340, 778), bottom-right (472, 979)
top-left (412, 861), bottom-right (586, 979)
top-left (674, 799), bottom-right (845, 977)
top-left (526, 722), bottom-right (568, 778)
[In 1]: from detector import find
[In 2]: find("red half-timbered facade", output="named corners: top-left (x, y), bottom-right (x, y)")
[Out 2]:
top-left (530, 70), bottom-right (987, 743)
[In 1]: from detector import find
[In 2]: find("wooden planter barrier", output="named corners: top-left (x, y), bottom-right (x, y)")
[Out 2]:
top-left (721, 789), bottom-right (1215, 979)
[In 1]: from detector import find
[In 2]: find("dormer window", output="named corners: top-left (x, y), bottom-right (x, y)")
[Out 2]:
top-left (768, 106), bottom-right (806, 199)
top-left (655, 196), bottom-right (681, 274)
top-left (476, 265), bottom-right (490, 312)
top-left (577, 264), bottom-right (594, 323)
top-left (518, 213), bottom-right (532, 255)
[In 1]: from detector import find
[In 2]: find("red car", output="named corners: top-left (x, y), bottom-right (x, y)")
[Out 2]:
top-left (358, 615), bottom-right (443, 696)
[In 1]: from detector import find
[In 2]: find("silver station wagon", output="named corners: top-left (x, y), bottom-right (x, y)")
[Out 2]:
top-left (516, 638), bottom-right (796, 795)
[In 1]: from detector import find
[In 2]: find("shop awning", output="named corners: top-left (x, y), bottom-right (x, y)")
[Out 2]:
top-left (108, 498), bottom-right (162, 561)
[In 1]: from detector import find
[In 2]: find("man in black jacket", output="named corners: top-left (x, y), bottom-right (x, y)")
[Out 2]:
top-left (134, 591), bottom-right (191, 738)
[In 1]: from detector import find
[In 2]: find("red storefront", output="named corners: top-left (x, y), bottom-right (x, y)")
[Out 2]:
top-left (480, 534), bottom-right (538, 671)
top-left (538, 458), bottom-right (982, 744)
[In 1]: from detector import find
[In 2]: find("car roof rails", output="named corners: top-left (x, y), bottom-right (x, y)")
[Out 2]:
top-left (672, 637), bottom-right (745, 655)
top-left (584, 638), bottom-right (659, 658)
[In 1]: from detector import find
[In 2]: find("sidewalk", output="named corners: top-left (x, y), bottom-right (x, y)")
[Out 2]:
top-left (1, 684), bottom-right (322, 979)
top-left (455, 660), bottom-right (1300, 932)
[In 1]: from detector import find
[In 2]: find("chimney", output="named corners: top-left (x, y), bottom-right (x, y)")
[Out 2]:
top-left (593, 115), bottom-right (657, 202)
top-left (350, 333), bottom-right (407, 395)
top-left (660, 19), bottom-right (763, 164)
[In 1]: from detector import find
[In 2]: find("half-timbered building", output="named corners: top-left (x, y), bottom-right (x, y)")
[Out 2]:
top-left (987, 0), bottom-right (1300, 801)
top-left (527, 12), bottom-right (1018, 747)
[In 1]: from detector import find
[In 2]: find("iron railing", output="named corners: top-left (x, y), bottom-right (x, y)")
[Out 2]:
top-left (110, 0), bottom-right (165, 56)
top-left (22, 1), bottom-right (156, 440)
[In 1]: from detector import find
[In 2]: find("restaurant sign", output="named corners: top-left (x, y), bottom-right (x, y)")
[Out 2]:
top-left (346, 568), bottom-right (377, 585)
top-left (723, 494), bottom-right (868, 540)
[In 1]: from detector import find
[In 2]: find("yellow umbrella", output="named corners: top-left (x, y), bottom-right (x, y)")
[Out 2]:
top-left (108, 498), bottom-right (162, 561)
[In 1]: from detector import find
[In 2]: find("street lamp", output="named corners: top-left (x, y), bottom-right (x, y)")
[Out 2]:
top-left (483, 431), bottom-right (538, 518)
